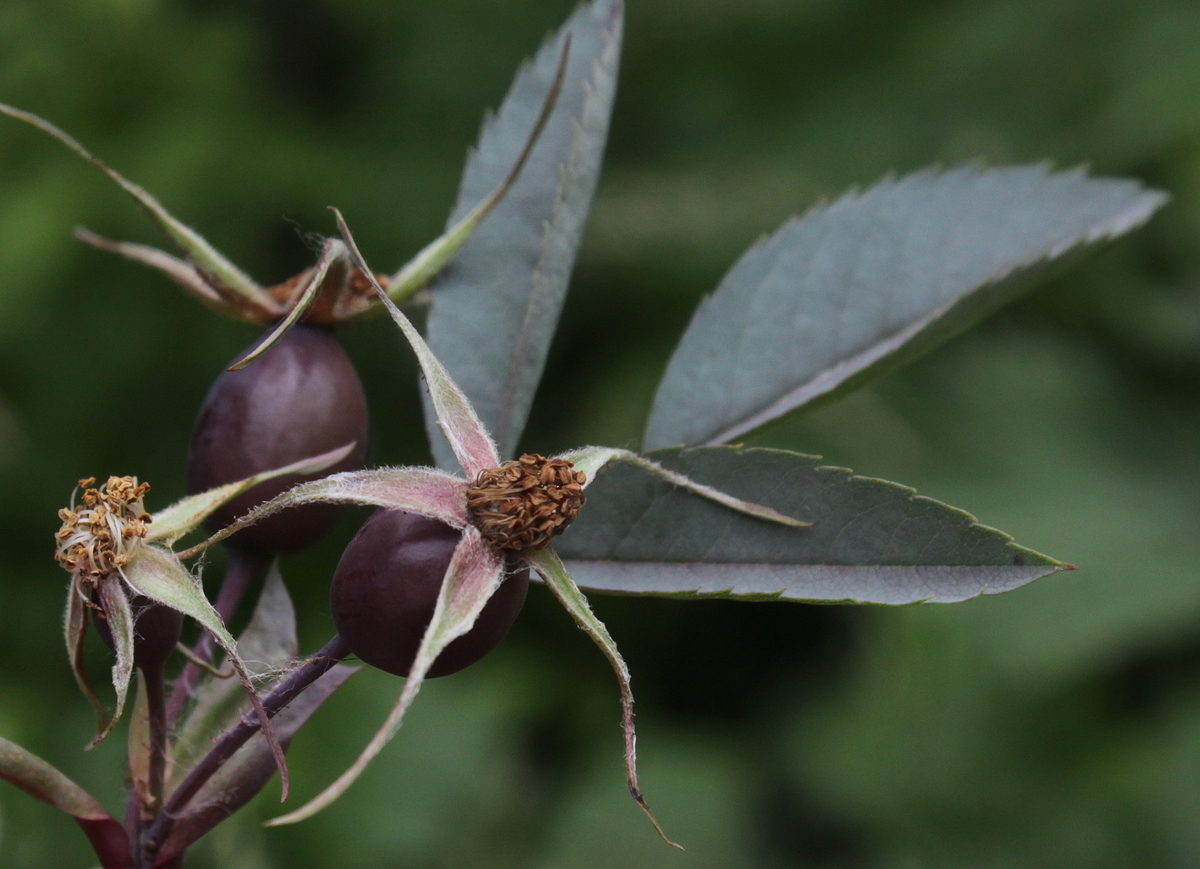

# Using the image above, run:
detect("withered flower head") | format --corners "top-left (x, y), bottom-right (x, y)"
top-left (55, 476), bottom-right (152, 585)
top-left (465, 454), bottom-right (586, 551)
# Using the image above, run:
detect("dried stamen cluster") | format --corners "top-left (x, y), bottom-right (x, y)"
top-left (466, 454), bottom-right (586, 551)
top-left (55, 476), bottom-right (152, 584)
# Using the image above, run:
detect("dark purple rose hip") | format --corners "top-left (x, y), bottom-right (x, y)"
top-left (91, 594), bottom-right (184, 671)
top-left (330, 509), bottom-right (528, 678)
top-left (187, 324), bottom-right (369, 554)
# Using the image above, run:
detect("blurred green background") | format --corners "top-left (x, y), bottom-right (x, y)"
top-left (1, 0), bottom-right (1198, 865)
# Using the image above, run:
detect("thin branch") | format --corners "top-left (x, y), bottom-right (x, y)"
top-left (140, 634), bottom-right (351, 861)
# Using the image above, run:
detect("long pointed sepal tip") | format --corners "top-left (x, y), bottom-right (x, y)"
top-left (631, 787), bottom-right (684, 850)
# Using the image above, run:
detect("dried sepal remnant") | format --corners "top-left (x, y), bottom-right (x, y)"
top-left (466, 454), bottom-right (586, 551)
top-left (264, 262), bottom-right (389, 326)
top-left (56, 477), bottom-right (152, 584)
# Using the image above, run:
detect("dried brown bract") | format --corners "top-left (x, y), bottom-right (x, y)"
top-left (466, 454), bottom-right (586, 551)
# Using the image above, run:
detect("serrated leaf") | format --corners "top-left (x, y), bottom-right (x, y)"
top-left (171, 562), bottom-right (298, 787)
top-left (0, 736), bottom-right (132, 868)
top-left (554, 446), bottom-right (1072, 604)
top-left (424, 0), bottom-right (623, 466)
top-left (153, 664), bottom-right (357, 867)
top-left (644, 165), bottom-right (1167, 450)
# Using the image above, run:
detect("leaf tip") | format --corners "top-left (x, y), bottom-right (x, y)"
top-left (630, 786), bottom-right (684, 850)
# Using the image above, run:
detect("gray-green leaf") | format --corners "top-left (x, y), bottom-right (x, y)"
top-left (554, 447), bottom-right (1071, 604)
top-left (424, 0), bottom-right (622, 466)
top-left (644, 165), bottom-right (1167, 450)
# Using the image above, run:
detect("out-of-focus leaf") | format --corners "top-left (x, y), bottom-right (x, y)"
top-left (424, 0), bottom-right (623, 466)
top-left (171, 562), bottom-right (297, 786)
top-left (644, 165), bottom-right (1168, 450)
top-left (148, 443), bottom-right (356, 545)
top-left (0, 735), bottom-right (132, 869)
top-left (153, 664), bottom-right (358, 866)
top-left (554, 446), bottom-right (1071, 604)
top-left (128, 670), bottom-right (153, 815)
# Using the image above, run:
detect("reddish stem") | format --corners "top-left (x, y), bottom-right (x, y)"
top-left (141, 634), bottom-right (350, 864)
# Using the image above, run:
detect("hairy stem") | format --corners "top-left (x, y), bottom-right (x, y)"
top-left (141, 634), bottom-right (351, 860)
top-left (165, 547), bottom-right (267, 725)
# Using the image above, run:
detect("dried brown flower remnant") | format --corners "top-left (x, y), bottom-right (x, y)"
top-left (55, 476), bottom-right (152, 584)
top-left (264, 265), bottom-right (390, 325)
top-left (466, 454), bottom-right (586, 551)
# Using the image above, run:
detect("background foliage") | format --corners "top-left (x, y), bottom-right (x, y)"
top-left (0, 0), bottom-right (1197, 865)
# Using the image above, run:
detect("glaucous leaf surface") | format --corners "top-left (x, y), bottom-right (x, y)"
top-left (0, 736), bottom-right (131, 868)
top-left (554, 447), bottom-right (1070, 604)
top-left (424, 0), bottom-right (622, 466)
top-left (644, 165), bottom-right (1167, 450)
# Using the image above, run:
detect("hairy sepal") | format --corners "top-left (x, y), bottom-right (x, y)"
top-left (149, 442), bottom-right (357, 545)
top-left (557, 445), bottom-right (808, 528)
top-left (183, 466), bottom-right (470, 559)
top-left (171, 563), bottom-right (298, 789)
top-left (334, 209), bottom-right (501, 478)
top-left (122, 547), bottom-right (291, 801)
top-left (74, 227), bottom-right (229, 312)
top-left (524, 547), bottom-right (680, 849)
top-left (265, 528), bottom-right (504, 826)
top-left (229, 239), bottom-right (347, 370)
top-left (64, 579), bottom-right (108, 734)
top-left (0, 103), bottom-right (277, 317)
top-left (92, 580), bottom-right (135, 747)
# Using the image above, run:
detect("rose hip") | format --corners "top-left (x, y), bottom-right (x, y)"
top-left (187, 324), bottom-right (368, 554)
top-left (91, 595), bottom-right (183, 672)
top-left (330, 509), bottom-right (528, 678)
